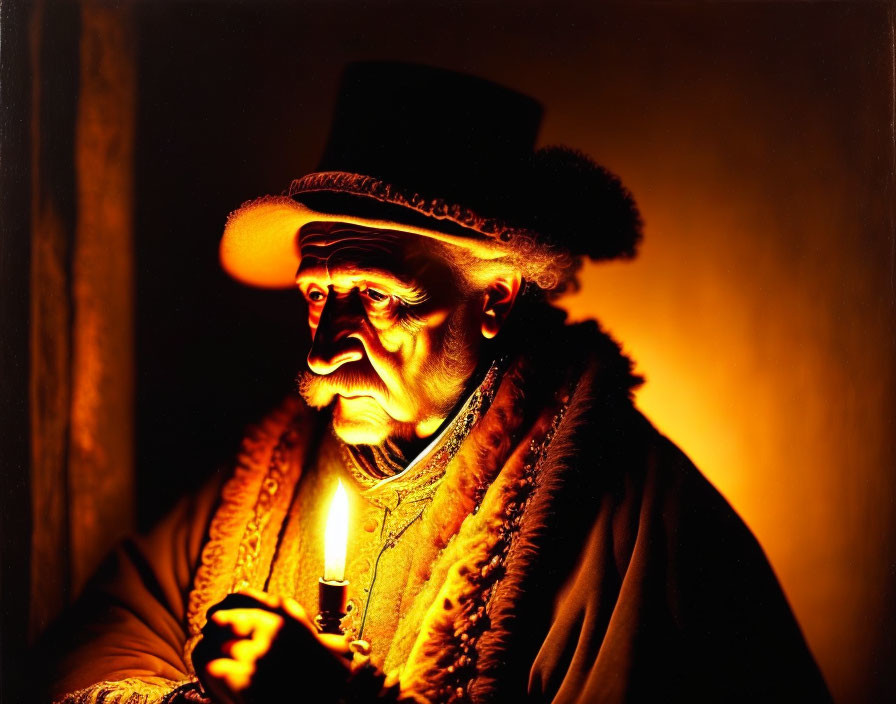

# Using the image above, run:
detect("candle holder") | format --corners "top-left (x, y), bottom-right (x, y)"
top-left (315, 577), bottom-right (348, 634)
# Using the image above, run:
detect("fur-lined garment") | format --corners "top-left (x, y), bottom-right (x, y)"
top-left (43, 319), bottom-right (831, 704)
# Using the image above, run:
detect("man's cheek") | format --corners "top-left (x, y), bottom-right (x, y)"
top-left (376, 324), bottom-right (412, 355)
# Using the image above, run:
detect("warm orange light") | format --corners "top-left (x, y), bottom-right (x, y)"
top-left (324, 481), bottom-right (349, 582)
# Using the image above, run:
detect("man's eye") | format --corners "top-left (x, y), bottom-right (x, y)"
top-left (306, 290), bottom-right (326, 303)
top-left (363, 288), bottom-right (390, 304)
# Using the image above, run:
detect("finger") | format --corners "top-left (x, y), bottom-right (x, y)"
top-left (237, 587), bottom-right (282, 610)
top-left (206, 658), bottom-right (255, 694)
top-left (281, 596), bottom-right (314, 629)
top-left (318, 632), bottom-right (351, 656)
top-left (245, 609), bottom-right (284, 649)
top-left (228, 635), bottom-right (271, 664)
top-left (279, 597), bottom-right (348, 655)
top-left (205, 658), bottom-right (255, 699)
top-left (207, 592), bottom-right (273, 620)
top-left (212, 607), bottom-right (283, 632)
top-left (214, 609), bottom-right (285, 662)
top-left (211, 609), bottom-right (258, 638)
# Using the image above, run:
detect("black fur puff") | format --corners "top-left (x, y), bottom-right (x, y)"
top-left (525, 146), bottom-right (643, 261)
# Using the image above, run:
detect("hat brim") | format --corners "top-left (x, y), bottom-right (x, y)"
top-left (220, 185), bottom-right (513, 289)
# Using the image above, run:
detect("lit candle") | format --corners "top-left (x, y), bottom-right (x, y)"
top-left (316, 480), bottom-right (349, 634)
top-left (324, 480), bottom-right (349, 582)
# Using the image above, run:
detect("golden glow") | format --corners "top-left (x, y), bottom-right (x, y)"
top-left (324, 480), bottom-right (349, 582)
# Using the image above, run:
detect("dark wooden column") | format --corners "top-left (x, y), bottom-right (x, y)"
top-left (25, 0), bottom-right (137, 644)
top-left (27, 0), bottom-right (79, 643)
top-left (68, 0), bottom-right (137, 596)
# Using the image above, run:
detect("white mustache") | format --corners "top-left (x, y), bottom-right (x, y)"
top-left (297, 365), bottom-right (389, 408)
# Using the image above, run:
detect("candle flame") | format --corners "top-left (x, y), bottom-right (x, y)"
top-left (324, 480), bottom-right (349, 582)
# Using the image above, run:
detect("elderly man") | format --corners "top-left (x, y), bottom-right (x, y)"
top-left (45, 63), bottom-right (831, 704)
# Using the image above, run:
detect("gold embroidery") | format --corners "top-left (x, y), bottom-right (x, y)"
top-left (53, 677), bottom-right (199, 704)
top-left (183, 395), bottom-right (310, 668)
top-left (231, 427), bottom-right (300, 592)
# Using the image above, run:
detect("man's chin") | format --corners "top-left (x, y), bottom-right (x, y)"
top-left (331, 396), bottom-right (393, 446)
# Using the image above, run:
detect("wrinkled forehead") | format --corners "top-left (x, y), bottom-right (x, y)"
top-left (297, 221), bottom-right (426, 276)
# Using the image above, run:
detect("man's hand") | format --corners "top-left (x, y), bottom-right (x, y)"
top-left (192, 588), bottom-right (350, 704)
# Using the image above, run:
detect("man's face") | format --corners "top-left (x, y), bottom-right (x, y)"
top-left (295, 223), bottom-right (484, 446)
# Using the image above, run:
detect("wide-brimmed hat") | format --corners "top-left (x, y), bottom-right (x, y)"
top-left (220, 61), bottom-right (642, 291)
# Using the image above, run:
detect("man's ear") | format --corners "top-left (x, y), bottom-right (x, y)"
top-left (480, 273), bottom-right (522, 339)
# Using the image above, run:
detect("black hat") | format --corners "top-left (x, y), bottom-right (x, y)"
top-left (220, 61), bottom-right (641, 290)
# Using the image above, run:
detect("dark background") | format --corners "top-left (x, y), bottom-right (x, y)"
top-left (2, 2), bottom-right (894, 703)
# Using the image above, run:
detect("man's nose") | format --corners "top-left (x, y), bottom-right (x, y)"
top-left (306, 291), bottom-right (365, 375)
